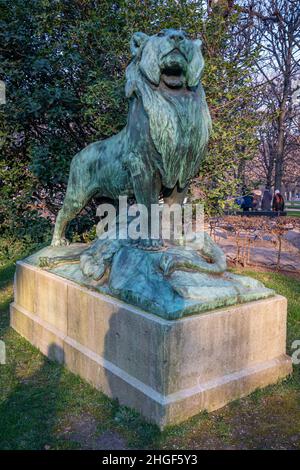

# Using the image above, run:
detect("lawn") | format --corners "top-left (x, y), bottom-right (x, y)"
top-left (0, 255), bottom-right (300, 450)
top-left (286, 211), bottom-right (300, 217)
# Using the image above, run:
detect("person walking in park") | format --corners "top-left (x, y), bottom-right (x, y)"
top-left (261, 187), bottom-right (273, 211)
top-left (272, 189), bottom-right (285, 212)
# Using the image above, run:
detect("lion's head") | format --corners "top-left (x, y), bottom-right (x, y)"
top-left (126, 29), bottom-right (204, 95)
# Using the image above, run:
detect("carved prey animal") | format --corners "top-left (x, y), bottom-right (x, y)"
top-left (51, 29), bottom-right (212, 248)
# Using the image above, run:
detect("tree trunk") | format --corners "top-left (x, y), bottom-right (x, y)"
top-left (262, 138), bottom-right (275, 188)
top-left (274, 117), bottom-right (285, 191)
top-left (274, 39), bottom-right (292, 192)
top-left (266, 155), bottom-right (273, 189)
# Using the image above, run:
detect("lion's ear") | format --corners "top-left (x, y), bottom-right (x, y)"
top-left (125, 62), bottom-right (137, 98)
top-left (187, 40), bottom-right (204, 88)
top-left (130, 32), bottom-right (149, 56)
top-left (194, 38), bottom-right (203, 49)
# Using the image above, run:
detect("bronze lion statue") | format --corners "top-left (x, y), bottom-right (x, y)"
top-left (52, 29), bottom-right (211, 248)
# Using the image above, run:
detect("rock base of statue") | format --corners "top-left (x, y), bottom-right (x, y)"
top-left (11, 255), bottom-right (292, 428)
top-left (32, 234), bottom-right (276, 320)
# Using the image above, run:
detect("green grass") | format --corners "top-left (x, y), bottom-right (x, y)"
top-left (286, 210), bottom-right (300, 217)
top-left (0, 256), bottom-right (300, 449)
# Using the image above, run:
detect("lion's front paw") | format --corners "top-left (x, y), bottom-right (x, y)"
top-left (51, 237), bottom-right (70, 247)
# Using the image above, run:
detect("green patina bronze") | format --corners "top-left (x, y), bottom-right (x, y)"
top-left (43, 29), bottom-right (274, 319)
top-left (52, 29), bottom-right (211, 249)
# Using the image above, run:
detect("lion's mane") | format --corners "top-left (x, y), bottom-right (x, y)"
top-left (125, 46), bottom-right (212, 189)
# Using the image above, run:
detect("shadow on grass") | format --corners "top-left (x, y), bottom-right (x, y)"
top-left (0, 262), bottom-right (16, 288)
top-left (0, 343), bottom-right (66, 450)
top-left (0, 260), bottom-right (15, 339)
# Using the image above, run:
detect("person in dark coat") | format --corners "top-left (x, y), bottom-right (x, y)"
top-left (272, 189), bottom-right (285, 212)
top-left (241, 193), bottom-right (253, 212)
top-left (261, 187), bottom-right (273, 211)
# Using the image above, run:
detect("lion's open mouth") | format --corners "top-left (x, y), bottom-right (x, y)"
top-left (161, 65), bottom-right (184, 88)
top-left (160, 50), bottom-right (187, 88)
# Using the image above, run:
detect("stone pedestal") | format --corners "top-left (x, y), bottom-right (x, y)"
top-left (10, 260), bottom-right (292, 428)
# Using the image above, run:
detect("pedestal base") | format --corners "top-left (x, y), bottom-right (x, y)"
top-left (10, 261), bottom-right (292, 428)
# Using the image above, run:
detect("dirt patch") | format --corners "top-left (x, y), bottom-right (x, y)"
top-left (227, 394), bottom-right (300, 450)
top-left (164, 391), bottom-right (300, 450)
top-left (59, 414), bottom-right (127, 450)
